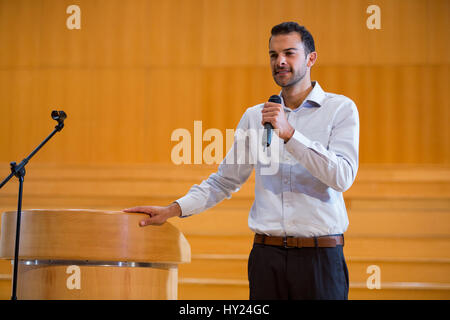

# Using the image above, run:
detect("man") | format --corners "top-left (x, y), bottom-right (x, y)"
top-left (124, 22), bottom-right (359, 300)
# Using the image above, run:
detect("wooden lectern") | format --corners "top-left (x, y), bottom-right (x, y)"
top-left (0, 209), bottom-right (190, 299)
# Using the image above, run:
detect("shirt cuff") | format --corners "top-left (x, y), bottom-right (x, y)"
top-left (174, 195), bottom-right (197, 218)
top-left (284, 129), bottom-right (313, 158)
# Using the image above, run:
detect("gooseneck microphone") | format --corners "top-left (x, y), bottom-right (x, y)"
top-left (51, 110), bottom-right (67, 131)
top-left (263, 95), bottom-right (282, 148)
top-left (0, 109), bottom-right (67, 300)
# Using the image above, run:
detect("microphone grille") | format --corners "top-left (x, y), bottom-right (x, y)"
top-left (268, 95), bottom-right (281, 104)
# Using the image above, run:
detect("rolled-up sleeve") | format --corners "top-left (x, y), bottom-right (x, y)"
top-left (284, 100), bottom-right (359, 192)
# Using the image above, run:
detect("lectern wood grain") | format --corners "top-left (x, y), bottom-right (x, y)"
top-left (0, 209), bottom-right (190, 263)
top-left (0, 209), bottom-right (190, 299)
top-left (17, 264), bottom-right (178, 300)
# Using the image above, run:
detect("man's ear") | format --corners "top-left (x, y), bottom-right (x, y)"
top-left (307, 51), bottom-right (318, 68)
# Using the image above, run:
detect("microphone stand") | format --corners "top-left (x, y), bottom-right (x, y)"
top-left (0, 111), bottom-right (66, 300)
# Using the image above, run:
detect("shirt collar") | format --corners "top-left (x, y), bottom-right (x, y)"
top-left (279, 81), bottom-right (326, 111)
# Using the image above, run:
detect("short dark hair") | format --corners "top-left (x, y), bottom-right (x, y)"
top-left (270, 22), bottom-right (315, 55)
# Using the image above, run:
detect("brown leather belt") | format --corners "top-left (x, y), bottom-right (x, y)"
top-left (254, 234), bottom-right (344, 248)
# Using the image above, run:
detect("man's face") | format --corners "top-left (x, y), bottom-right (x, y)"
top-left (269, 32), bottom-right (309, 88)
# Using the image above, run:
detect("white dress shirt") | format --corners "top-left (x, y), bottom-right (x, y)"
top-left (176, 81), bottom-right (360, 237)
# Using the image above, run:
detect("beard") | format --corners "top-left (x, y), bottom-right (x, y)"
top-left (273, 62), bottom-right (307, 88)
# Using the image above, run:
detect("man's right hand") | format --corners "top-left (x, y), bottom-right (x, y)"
top-left (123, 202), bottom-right (182, 227)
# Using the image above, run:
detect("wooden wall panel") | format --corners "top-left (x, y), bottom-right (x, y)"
top-left (0, 0), bottom-right (448, 165)
top-left (313, 65), bottom-right (450, 164)
top-left (0, 0), bottom-right (204, 68)
top-left (202, 0), bottom-right (449, 66)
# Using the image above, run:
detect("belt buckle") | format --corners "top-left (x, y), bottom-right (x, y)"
top-left (283, 237), bottom-right (294, 248)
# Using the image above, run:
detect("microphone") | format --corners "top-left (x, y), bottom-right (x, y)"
top-left (51, 110), bottom-right (67, 123)
top-left (263, 95), bottom-right (282, 148)
top-left (51, 110), bottom-right (67, 131)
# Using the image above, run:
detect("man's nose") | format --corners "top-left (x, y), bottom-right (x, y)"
top-left (276, 55), bottom-right (287, 67)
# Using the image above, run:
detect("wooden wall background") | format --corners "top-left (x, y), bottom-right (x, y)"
top-left (0, 0), bottom-right (449, 300)
top-left (0, 0), bottom-right (448, 165)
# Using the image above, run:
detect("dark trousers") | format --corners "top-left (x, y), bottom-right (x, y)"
top-left (248, 242), bottom-right (349, 300)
